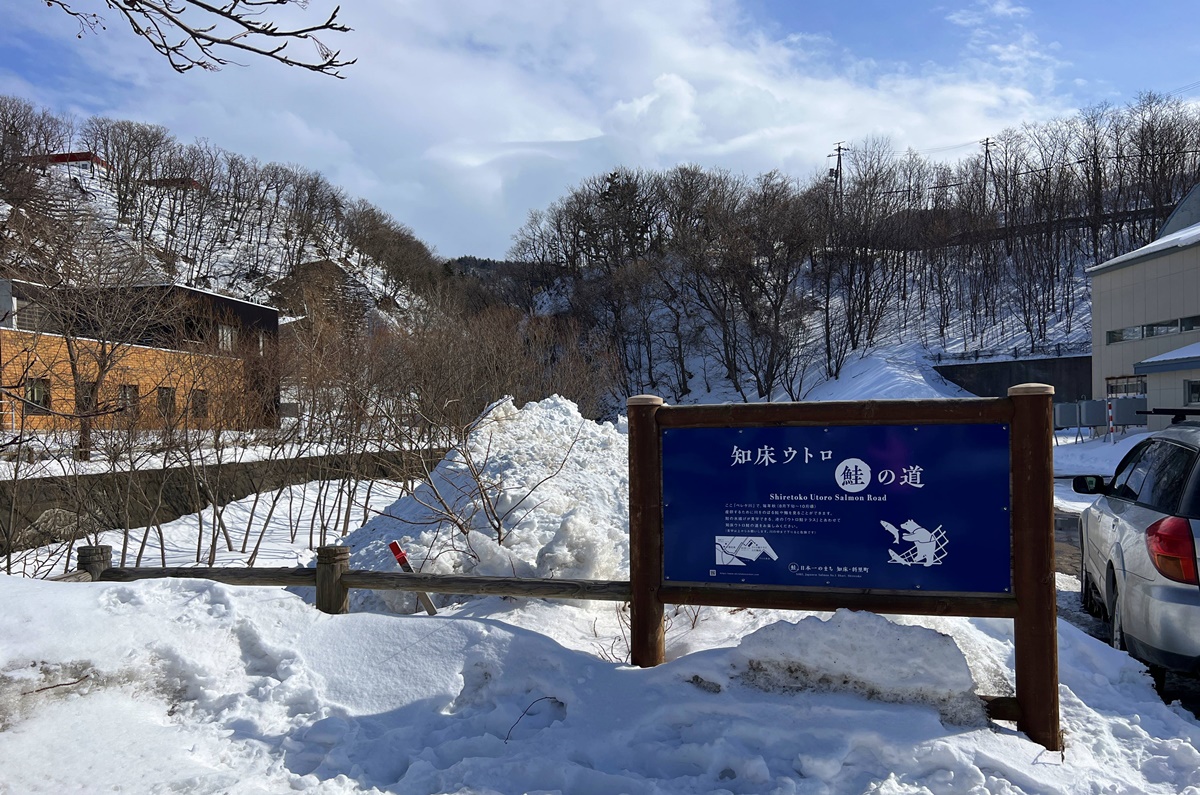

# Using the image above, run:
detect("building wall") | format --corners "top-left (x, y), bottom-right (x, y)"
top-left (0, 328), bottom-right (247, 434)
top-left (1091, 246), bottom-right (1200, 402)
top-left (1146, 368), bottom-right (1200, 430)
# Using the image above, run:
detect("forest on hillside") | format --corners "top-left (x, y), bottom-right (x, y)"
top-left (505, 92), bottom-right (1200, 403)
top-left (0, 95), bottom-right (439, 297)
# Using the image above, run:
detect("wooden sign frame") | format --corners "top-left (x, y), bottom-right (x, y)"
top-left (627, 384), bottom-right (1061, 751)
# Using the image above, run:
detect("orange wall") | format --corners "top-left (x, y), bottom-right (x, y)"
top-left (0, 328), bottom-right (248, 433)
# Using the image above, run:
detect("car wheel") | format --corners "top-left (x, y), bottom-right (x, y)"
top-left (1149, 664), bottom-right (1167, 694)
top-left (1080, 562), bottom-right (1100, 617)
top-left (1079, 529), bottom-right (1100, 617)
top-left (1109, 584), bottom-right (1126, 651)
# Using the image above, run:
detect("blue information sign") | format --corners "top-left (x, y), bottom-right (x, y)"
top-left (662, 424), bottom-right (1012, 593)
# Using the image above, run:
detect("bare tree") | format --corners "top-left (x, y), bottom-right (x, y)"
top-left (0, 96), bottom-right (73, 214)
top-left (43, 1), bottom-right (354, 76)
top-left (8, 191), bottom-right (185, 460)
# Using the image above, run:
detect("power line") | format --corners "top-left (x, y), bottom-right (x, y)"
top-left (1167, 79), bottom-right (1200, 98)
top-left (902, 140), bottom-right (981, 156)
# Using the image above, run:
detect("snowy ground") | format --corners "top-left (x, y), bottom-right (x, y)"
top-left (0, 431), bottom-right (410, 482)
top-left (3, 354), bottom-right (1197, 794)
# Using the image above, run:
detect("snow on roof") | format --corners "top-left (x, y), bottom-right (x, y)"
top-left (1088, 218), bottom-right (1200, 274)
top-left (1134, 339), bottom-right (1200, 374)
top-left (1139, 340), bottom-right (1200, 364)
top-left (141, 281), bottom-right (278, 311)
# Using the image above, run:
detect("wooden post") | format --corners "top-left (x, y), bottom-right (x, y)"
top-left (1008, 383), bottom-right (1062, 751)
top-left (628, 395), bottom-right (665, 667)
top-left (76, 545), bottom-right (112, 581)
top-left (315, 545), bottom-right (350, 614)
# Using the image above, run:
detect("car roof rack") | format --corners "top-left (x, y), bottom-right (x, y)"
top-left (1137, 408), bottom-right (1200, 424)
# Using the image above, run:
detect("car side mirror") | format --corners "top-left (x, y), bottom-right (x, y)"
top-left (1072, 475), bottom-right (1106, 495)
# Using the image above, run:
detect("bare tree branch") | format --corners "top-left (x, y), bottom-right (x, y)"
top-left (42, 0), bottom-right (355, 77)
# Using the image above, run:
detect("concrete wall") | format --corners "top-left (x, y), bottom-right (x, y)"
top-left (933, 356), bottom-right (1092, 403)
top-left (0, 448), bottom-right (445, 555)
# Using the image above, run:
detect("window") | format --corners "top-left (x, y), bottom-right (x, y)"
top-left (1143, 319), bottom-right (1180, 338)
top-left (156, 387), bottom-right (176, 418)
top-left (1107, 375), bottom-right (1146, 398)
top-left (1107, 315), bottom-right (1200, 342)
top-left (1134, 441), bottom-right (1196, 515)
top-left (117, 384), bottom-right (139, 417)
top-left (218, 324), bottom-right (236, 352)
top-left (1106, 326), bottom-right (1143, 344)
top-left (1188, 380), bottom-right (1200, 406)
top-left (1123, 447), bottom-right (1156, 502)
top-left (14, 299), bottom-right (50, 332)
top-left (189, 389), bottom-right (208, 420)
top-left (1108, 443), bottom-right (1149, 501)
top-left (24, 378), bottom-right (50, 414)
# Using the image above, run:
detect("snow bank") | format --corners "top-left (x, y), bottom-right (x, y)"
top-left (803, 346), bottom-right (972, 402)
top-left (5, 573), bottom-right (1200, 793)
top-left (728, 610), bottom-right (985, 725)
top-left (338, 396), bottom-right (629, 612)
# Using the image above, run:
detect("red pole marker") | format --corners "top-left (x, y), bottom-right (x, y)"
top-left (388, 541), bottom-right (409, 567)
top-left (389, 541), bottom-right (437, 616)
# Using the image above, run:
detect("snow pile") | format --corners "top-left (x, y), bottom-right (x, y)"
top-left (804, 346), bottom-right (973, 402)
top-left (339, 396), bottom-right (629, 612)
top-left (727, 610), bottom-right (985, 725)
top-left (4, 572), bottom-right (1200, 793)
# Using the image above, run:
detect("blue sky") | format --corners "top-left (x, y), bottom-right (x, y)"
top-left (1, 1), bottom-right (1197, 260)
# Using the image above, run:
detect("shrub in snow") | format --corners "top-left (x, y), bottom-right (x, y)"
top-left (730, 610), bottom-right (985, 726)
top-left (339, 395), bottom-right (629, 612)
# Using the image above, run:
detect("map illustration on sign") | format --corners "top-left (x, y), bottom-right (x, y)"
top-left (715, 536), bottom-right (779, 566)
top-left (882, 519), bottom-right (947, 567)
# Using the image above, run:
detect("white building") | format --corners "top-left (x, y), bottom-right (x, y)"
top-left (1089, 192), bottom-right (1200, 429)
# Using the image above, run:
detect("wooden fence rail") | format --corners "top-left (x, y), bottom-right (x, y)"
top-left (59, 545), bottom-right (631, 612)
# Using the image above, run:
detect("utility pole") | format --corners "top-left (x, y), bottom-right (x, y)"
top-left (981, 137), bottom-right (994, 215)
top-left (828, 141), bottom-right (849, 220)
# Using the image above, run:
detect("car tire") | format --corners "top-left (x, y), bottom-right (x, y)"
top-left (1149, 664), bottom-right (1167, 694)
top-left (1109, 584), bottom-right (1126, 651)
top-left (1080, 561), bottom-right (1100, 617)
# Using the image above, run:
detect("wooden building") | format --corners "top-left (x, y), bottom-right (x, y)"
top-left (0, 280), bottom-right (279, 435)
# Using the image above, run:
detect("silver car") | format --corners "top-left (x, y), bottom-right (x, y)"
top-left (1073, 423), bottom-right (1200, 683)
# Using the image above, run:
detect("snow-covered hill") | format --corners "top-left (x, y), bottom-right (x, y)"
top-left (0, 159), bottom-right (418, 316)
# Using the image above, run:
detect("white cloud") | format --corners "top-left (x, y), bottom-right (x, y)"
top-left (2, 0), bottom-right (1078, 259)
top-left (947, 0), bottom-right (1031, 28)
